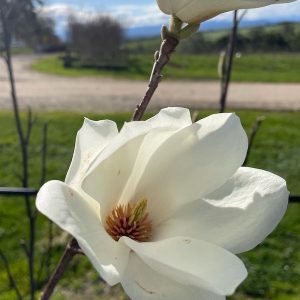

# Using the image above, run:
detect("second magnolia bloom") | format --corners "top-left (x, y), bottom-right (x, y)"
top-left (156, 0), bottom-right (296, 24)
top-left (36, 108), bottom-right (289, 300)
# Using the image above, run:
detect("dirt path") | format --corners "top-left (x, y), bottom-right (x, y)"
top-left (1, 55), bottom-right (300, 113)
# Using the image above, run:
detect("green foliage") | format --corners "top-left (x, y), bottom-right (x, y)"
top-left (0, 110), bottom-right (299, 299)
top-left (126, 22), bottom-right (300, 54)
top-left (32, 53), bottom-right (300, 83)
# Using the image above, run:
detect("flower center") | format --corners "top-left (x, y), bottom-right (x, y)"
top-left (105, 198), bottom-right (152, 242)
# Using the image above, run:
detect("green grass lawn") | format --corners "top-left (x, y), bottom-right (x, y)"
top-left (0, 110), bottom-right (299, 299)
top-left (32, 53), bottom-right (300, 83)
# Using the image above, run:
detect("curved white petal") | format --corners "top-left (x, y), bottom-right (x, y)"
top-left (157, 0), bottom-right (295, 23)
top-left (65, 118), bottom-right (118, 186)
top-left (148, 107), bottom-right (192, 128)
top-left (155, 167), bottom-right (289, 254)
top-left (121, 236), bottom-right (247, 296)
top-left (128, 113), bottom-right (247, 223)
top-left (81, 108), bottom-right (191, 219)
top-left (121, 252), bottom-right (225, 300)
top-left (36, 180), bottom-right (129, 285)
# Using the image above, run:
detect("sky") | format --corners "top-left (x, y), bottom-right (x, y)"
top-left (41, 0), bottom-right (300, 36)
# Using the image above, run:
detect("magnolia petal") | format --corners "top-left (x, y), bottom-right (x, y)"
top-left (179, 0), bottom-right (295, 24)
top-left (155, 167), bottom-right (289, 254)
top-left (148, 107), bottom-right (192, 128)
top-left (121, 236), bottom-right (247, 296)
top-left (121, 252), bottom-right (225, 300)
top-left (65, 118), bottom-right (118, 186)
top-left (157, 0), bottom-right (295, 23)
top-left (129, 113), bottom-right (247, 223)
top-left (81, 107), bottom-right (191, 219)
top-left (36, 180), bottom-right (130, 285)
top-left (157, 0), bottom-right (201, 16)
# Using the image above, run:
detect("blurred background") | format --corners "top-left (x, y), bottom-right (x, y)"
top-left (0, 0), bottom-right (300, 299)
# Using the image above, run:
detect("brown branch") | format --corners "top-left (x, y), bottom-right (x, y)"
top-left (25, 107), bottom-right (35, 145)
top-left (244, 116), bottom-right (265, 166)
top-left (39, 238), bottom-right (83, 300)
top-left (0, 249), bottom-right (23, 300)
top-left (37, 123), bottom-right (51, 283)
top-left (219, 10), bottom-right (238, 113)
top-left (132, 35), bottom-right (179, 121)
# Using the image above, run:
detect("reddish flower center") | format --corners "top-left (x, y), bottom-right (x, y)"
top-left (105, 199), bottom-right (152, 242)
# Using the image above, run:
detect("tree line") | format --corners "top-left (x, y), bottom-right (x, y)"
top-left (178, 23), bottom-right (300, 54)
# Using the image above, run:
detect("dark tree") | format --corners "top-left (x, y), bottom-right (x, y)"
top-left (0, 0), bottom-right (43, 48)
top-left (68, 16), bottom-right (125, 67)
top-left (0, 1), bottom-right (44, 300)
top-left (34, 16), bottom-right (62, 52)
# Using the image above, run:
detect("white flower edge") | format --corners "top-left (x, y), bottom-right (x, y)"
top-left (121, 253), bottom-right (226, 300)
top-left (156, 0), bottom-right (296, 24)
top-left (81, 112), bottom-right (248, 224)
top-left (121, 236), bottom-right (247, 295)
top-left (36, 180), bottom-right (248, 296)
top-left (67, 107), bottom-right (192, 189)
top-left (36, 107), bottom-right (289, 299)
top-left (155, 166), bottom-right (289, 254)
top-left (36, 180), bottom-right (130, 285)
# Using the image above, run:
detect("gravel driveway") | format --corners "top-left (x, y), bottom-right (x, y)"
top-left (1, 55), bottom-right (300, 113)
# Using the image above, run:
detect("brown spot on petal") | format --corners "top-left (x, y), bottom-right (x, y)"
top-left (135, 281), bottom-right (156, 295)
top-left (184, 239), bottom-right (192, 244)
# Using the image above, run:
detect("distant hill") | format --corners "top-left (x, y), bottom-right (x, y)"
top-left (125, 19), bottom-right (300, 39)
top-left (126, 22), bottom-right (300, 54)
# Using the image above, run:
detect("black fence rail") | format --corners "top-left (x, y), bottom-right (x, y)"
top-left (289, 195), bottom-right (300, 203)
top-left (0, 187), bottom-right (299, 203)
top-left (0, 187), bottom-right (38, 196)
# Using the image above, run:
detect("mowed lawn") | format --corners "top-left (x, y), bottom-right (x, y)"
top-left (0, 110), bottom-right (299, 300)
top-left (32, 53), bottom-right (300, 83)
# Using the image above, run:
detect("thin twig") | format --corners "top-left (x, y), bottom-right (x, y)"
top-left (13, 170), bottom-right (23, 184)
top-left (39, 239), bottom-right (83, 300)
top-left (25, 195), bottom-right (36, 300)
top-left (37, 220), bottom-right (54, 284)
top-left (0, 249), bottom-right (23, 300)
top-left (237, 9), bottom-right (248, 25)
top-left (35, 122), bottom-right (51, 284)
top-left (20, 239), bottom-right (30, 259)
top-left (40, 123), bottom-right (48, 186)
top-left (191, 111), bottom-right (200, 123)
top-left (1, 7), bottom-right (36, 299)
top-left (40, 123), bottom-right (53, 280)
top-left (244, 116), bottom-right (265, 166)
top-left (25, 107), bottom-right (35, 145)
top-left (132, 35), bottom-right (179, 121)
top-left (219, 10), bottom-right (238, 113)
top-left (37, 249), bottom-right (47, 284)
top-left (46, 221), bottom-right (53, 280)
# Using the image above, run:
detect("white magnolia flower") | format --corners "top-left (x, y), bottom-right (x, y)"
top-left (36, 108), bottom-right (288, 300)
top-left (156, 0), bottom-right (296, 24)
